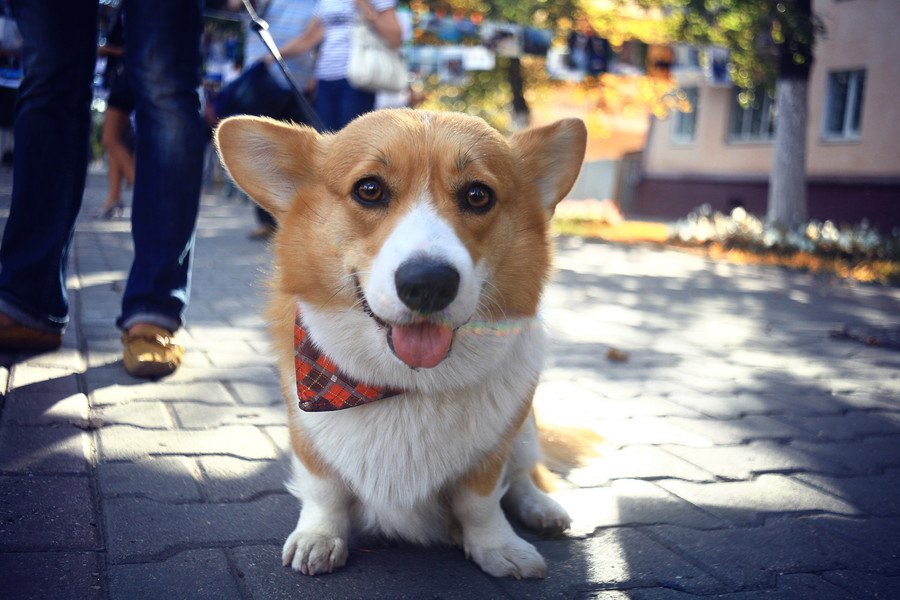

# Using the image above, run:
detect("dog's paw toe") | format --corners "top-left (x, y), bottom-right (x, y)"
top-left (467, 536), bottom-right (546, 579)
top-left (282, 531), bottom-right (348, 576)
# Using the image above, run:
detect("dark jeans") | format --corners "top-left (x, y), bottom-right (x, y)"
top-left (315, 78), bottom-right (375, 132)
top-left (0, 0), bottom-right (205, 334)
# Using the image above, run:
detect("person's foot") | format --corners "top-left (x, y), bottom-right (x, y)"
top-left (122, 323), bottom-right (184, 378)
top-left (97, 201), bottom-right (125, 219)
top-left (0, 312), bottom-right (63, 353)
top-left (247, 223), bottom-right (276, 240)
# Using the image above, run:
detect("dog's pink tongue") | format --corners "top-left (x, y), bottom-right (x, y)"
top-left (391, 323), bottom-right (453, 369)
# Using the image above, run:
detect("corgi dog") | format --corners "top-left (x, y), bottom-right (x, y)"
top-left (215, 109), bottom-right (586, 579)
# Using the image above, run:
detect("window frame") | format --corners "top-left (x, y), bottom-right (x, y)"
top-left (822, 68), bottom-right (866, 141)
top-left (726, 86), bottom-right (776, 144)
top-left (671, 86), bottom-right (699, 145)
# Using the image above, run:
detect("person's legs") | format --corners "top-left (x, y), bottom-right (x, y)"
top-left (119, 0), bottom-right (205, 334)
top-left (0, 0), bottom-right (98, 340)
top-left (314, 79), bottom-right (343, 132)
top-left (100, 107), bottom-right (133, 216)
top-left (337, 80), bottom-right (375, 129)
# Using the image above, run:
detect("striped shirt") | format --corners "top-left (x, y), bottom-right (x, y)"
top-left (244, 0), bottom-right (316, 89)
top-left (313, 0), bottom-right (396, 81)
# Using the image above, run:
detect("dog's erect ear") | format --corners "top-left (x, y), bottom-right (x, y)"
top-left (511, 119), bottom-right (587, 215)
top-left (214, 116), bottom-right (320, 218)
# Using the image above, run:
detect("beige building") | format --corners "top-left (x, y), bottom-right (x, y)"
top-left (634, 0), bottom-right (900, 230)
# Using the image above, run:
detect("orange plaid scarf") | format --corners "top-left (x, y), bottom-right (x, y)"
top-left (294, 309), bottom-right (402, 411)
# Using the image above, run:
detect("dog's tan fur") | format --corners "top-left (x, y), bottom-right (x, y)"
top-left (216, 109), bottom-right (586, 579)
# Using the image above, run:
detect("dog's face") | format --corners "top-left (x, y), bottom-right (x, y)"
top-left (216, 109), bottom-right (585, 377)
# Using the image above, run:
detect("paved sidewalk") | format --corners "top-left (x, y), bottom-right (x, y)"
top-left (1, 170), bottom-right (899, 600)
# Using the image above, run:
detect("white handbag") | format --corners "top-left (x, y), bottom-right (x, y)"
top-left (346, 20), bottom-right (408, 93)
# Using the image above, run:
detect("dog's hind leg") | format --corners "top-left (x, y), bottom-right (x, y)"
top-left (282, 454), bottom-right (353, 576)
top-left (502, 412), bottom-right (571, 535)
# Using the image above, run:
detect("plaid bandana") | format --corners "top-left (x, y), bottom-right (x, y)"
top-left (294, 310), bottom-right (402, 412)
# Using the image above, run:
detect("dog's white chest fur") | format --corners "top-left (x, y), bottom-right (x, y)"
top-left (290, 321), bottom-right (545, 542)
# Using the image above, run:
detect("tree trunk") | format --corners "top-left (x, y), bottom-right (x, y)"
top-left (766, 0), bottom-right (814, 229)
top-left (766, 76), bottom-right (809, 229)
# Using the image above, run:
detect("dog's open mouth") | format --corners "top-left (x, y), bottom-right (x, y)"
top-left (354, 275), bottom-right (453, 369)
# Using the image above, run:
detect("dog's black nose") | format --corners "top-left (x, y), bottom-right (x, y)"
top-left (395, 258), bottom-right (460, 313)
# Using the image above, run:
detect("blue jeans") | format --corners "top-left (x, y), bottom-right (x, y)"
top-left (315, 78), bottom-right (375, 132)
top-left (0, 0), bottom-right (205, 334)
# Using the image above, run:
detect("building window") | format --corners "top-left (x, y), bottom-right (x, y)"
top-left (824, 69), bottom-right (865, 139)
top-left (728, 87), bottom-right (775, 142)
top-left (672, 87), bottom-right (699, 143)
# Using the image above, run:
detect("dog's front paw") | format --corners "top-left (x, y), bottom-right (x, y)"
top-left (466, 535), bottom-right (546, 579)
top-left (282, 530), bottom-right (348, 576)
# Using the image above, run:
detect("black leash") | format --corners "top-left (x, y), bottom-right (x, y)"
top-left (240, 0), bottom-right (325, 132)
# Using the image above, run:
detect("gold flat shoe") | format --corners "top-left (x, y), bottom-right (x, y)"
top-left (122, 324), bottom-right (184, 378)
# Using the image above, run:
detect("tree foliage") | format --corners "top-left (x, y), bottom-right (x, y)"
top-left (635, 0), bottom-right (818, 90)
top-left (415, 0), bottom-right (682, 133)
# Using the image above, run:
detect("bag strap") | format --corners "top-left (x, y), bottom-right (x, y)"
top-left (240, 0), bottom-right (325, 132)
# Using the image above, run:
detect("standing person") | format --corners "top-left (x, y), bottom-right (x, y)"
top-left (273, 0), bottom-right (401, 131)
top-left (223, 0), bottom-right (316, 239)
top-left (97, 12), bottom-right (135, 219)
top-left (0, 0), bottom-right (206, 379)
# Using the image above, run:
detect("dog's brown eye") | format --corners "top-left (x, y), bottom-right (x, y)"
top-left (461, 183), bottom-right (495, 213)
top-left (353, 178), bottom-right (385, 205)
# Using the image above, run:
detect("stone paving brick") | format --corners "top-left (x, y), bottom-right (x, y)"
top-left (500, 528), bottom-right (726, 598)
top-left (262, 425), bottom-right (291, 456)
top-left (90, 381), bottom-right (235, 407)
top-left (662, 389), bottom-right (795, 419)
top-left (163, 364), bottom-right (277, 387)
top-left (814, 515), bottom-right (900, 564)
top-left (656, 474), bottom-right (860, 525)
top-left (627, 573), bottom-right (855, 600)
top-left (197, 456), bottom-right (288, 502)
top-left (13, 347), bottom-right (85, 372)
top-left (227, 379), bottom-right (285, 406)
top-left (777, 410), bottom-right (900, 441)
top-left (830, 388), bottom-right (900, 412)
top-left (99, 457), bottom-right (202, 502)
top-left (794, 472), bottom-right (900, 517)
top-left (821, 570), bottom-right (900, 600)
top-left (0, 551), bottom-right (103, 600)
top-left (0, 392), bottom-right (88, 426)
top-left (203, 347), bottom-right (275, 369)
top-left (789, 438), bottom-right (900, 475)
top-left (0, 476), bottom-right (99, 550)
top-left (93, 401), bottom-right (173, 429)
top-left (578, 417), bottom-right (710, 448)
top-left (647, 517), bottom-right (892, 589)
top-left (566, 445), bottom-right (716, 487)
top-left (551, 479), bottom-right (728, 536)
top-left (0, 425), bottom-right (91, 474)
top-left (231, 543), bottom-right (510, 600)
top-left (98, 425), bottom-right (278, 461)
top-left (7, 365), bottom-right (81, 398)
top-left (583, 395), bottom-right (704, 421)
top-left (108, 548), bottom-right (242, 600)
top-left (181, 325), bottom-right (270, 345)
top-left (659, 441), bottom-right (852, 481)
top-left (663, 415), bottom-right (803, 446)
top-left (172, 401), bottom-right (285, 429)
top-left (104, 494), bottom-right (296, 562)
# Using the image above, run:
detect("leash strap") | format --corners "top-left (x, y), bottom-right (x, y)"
top-left (240, 0), bottom-right (326, 132)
